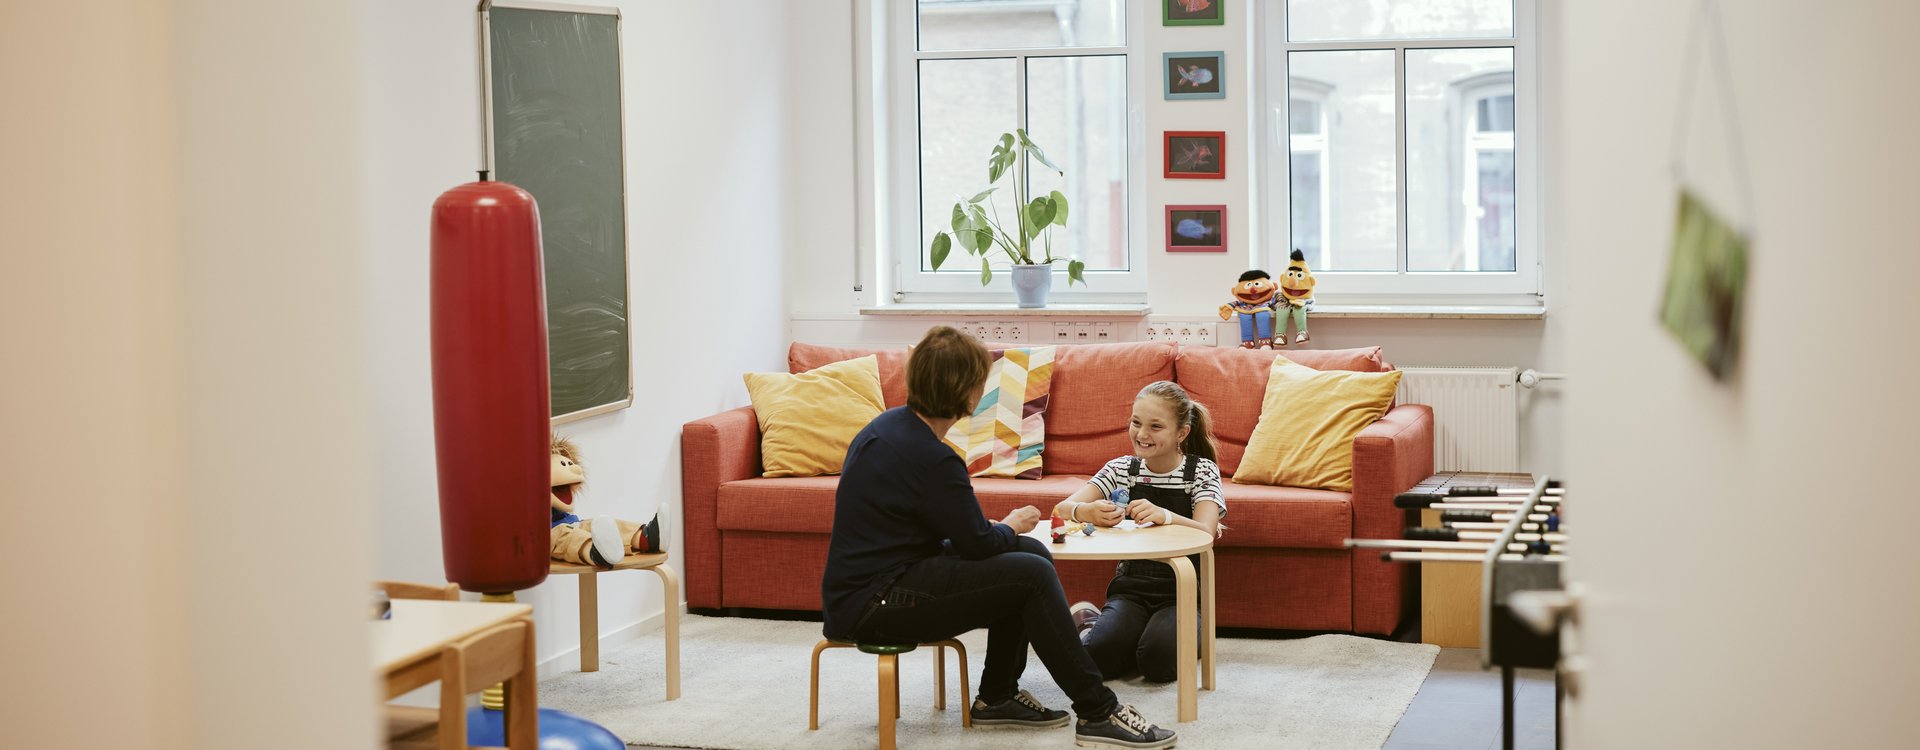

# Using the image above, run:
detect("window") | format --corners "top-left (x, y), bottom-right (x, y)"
top-left (889, 0), bottom-right (1144, 299)
top-left (1262, 0), bottom-right (1537, 300)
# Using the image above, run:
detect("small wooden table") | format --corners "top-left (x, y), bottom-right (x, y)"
top-left (1409, 471), bottom-right (1535, 648)
top-left (1025, 523), bottom-right (1216, 722)
top-left (372, 599), bottom-right (537, 749)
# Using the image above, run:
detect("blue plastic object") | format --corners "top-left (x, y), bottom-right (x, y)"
top-left (1110, 486), bottom-right (1130, 505)
top-left (466, 706), bottom-right (624, 750)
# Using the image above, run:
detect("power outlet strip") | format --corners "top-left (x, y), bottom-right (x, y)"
top-left (1144, 321), bottom-right (1219, 347)
top-left (959, 320), bottom-right (1028, 343)
top-left (1048, 322), bottom-right (1116, 344)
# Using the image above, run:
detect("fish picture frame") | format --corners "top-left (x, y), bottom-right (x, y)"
top-left (1166, 205), bottom-right (1226, 252)
top-left (1164, 131), bottom-right (1225, 179)
top-left (1164, 51), bottom-right (1225, 100)
top-left (1163, 0), bottom-right (1223, 26)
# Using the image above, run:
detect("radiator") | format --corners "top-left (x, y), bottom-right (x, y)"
top-left (1396, 367), bottom-right (1520, 472)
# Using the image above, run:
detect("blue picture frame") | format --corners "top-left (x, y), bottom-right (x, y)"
top-left (1164, 51), bottom-right (1225, 100)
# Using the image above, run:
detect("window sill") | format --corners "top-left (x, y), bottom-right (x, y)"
top-left (1308, 304), bottom-right (1546, 320)
top-left (859, 303), bottom-right (1151, 318)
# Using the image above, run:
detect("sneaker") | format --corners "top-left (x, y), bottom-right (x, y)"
top-left (1075, 703), bottom-right (1176, 748)
top-left (587, 516), bottom-right (625, 566)
top-left (970, 689), bottom-right (1070, 728)
top-left (1071, 601), bottom-right (1101, 642)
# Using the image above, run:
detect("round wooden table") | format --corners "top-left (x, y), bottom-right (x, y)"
top-left (1025, 523), bottom-right (1216, 722)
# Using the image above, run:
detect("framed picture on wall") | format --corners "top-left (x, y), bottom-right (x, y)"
top-left (1164, 51), bottom-right (1225, 99)
top-left (1163, 0), bottom-right (1224, 26)
top-left (1164, 131), bottom-right (1225, 179)
top-left (1166, 205), bottom-right (1226, 252)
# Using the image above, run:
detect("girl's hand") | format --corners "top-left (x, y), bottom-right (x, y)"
top-left (1079, 500), bottom-right (1124, 526)
top-left (1127, 499), bottom-right (1167, 525)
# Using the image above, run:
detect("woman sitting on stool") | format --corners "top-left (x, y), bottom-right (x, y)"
top-left (820, 326), bottom-right (1177, 749)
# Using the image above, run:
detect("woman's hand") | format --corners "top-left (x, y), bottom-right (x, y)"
top-left (1076, 500), bottom-right (1125, 527)
top-left (1126, 499), bottom-right (1171, 525)
top-left (1000, 505), bottom-right (1042, 534)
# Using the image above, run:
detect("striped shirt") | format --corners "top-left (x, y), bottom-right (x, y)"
top-left (1086, 455), bottom-right (1226, 517)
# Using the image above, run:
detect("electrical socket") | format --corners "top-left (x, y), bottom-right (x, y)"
top-left (1145, 320), bottom-right (1219, 346)
top-left (961, 320), bottom-right (1028, 344)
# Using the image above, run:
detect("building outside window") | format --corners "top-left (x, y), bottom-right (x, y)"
top-left (1264, 0), bottom-right (1536, 300)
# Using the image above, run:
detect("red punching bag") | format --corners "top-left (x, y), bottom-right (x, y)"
top-left (429, 175), bottom-right (552, 594)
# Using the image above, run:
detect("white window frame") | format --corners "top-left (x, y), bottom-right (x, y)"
top-left (1256, 1), bottom-right (1541, 304)
top-left (885, 0), bottom-right (1149, 302)
top-left (1286, 80), bottom-right (1332, 269)
top-left (1454, 73), bottom-right (1515, 272)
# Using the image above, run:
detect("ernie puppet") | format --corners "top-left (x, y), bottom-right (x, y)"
top-left (1220, 269), bottom-right (1281, 348)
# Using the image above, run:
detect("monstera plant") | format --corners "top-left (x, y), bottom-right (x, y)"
top-left (928, 129), bottom-right (1086, 290)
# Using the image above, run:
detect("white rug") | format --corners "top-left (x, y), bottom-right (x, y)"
top-left (540, 615), bottom-right (1437, 750)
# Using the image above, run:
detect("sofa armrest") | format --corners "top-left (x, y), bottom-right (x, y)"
top-left (680, 406), bottom-right (761, 608)
top-left (1351, 403), bottom-right (1435, 537)
top-left (1347, 403), bottom-right (1434, 634)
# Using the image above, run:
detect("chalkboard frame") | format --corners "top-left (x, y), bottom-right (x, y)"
top-left (480, 0), bottom-right (634, 425)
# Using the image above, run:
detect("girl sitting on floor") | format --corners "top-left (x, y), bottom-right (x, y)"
top-left (1050, 380), bottom-right (1225, 682)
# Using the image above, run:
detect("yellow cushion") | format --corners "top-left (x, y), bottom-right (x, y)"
top-left (1233, 356), bottom-right (1403, 491)
top-left (743, 355), bottom-right (885, 478)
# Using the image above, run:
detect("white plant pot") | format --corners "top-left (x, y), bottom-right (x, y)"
top-left (1011, 264), bottom-right (1052, 308)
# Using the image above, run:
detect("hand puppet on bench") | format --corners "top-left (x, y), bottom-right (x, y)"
top-left (550, 436), bottom-right (665, 567)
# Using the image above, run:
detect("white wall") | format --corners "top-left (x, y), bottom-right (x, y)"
top-left (6, 2), bottom-right (376, 748)
top-left (786, 1), bottom-right (1569, 476)
top-left (359, 0), bottom-right (793, 667)
top-left (1554, 1), bottom-right (1920, 746)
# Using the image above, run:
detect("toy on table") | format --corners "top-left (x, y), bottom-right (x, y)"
top-left (1219, 269), bottom-right (1282, 349)
top-left (549, 436), bottom-right (666, 567)
top-left (1276, 248), bottom-right (1316, 346)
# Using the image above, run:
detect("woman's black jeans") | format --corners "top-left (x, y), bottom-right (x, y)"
top-left (849, 535), bottom-right (1119, 720)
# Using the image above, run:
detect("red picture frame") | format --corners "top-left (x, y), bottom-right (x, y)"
top-left (1164, 131), bottom-right (1226, 179)
top-left (1166, 205), bottom-right (1227, 252)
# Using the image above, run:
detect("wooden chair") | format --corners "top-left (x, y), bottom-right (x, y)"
top-left (548, 552), bottom-right (681, 700)
top-left (808, 639), bottom-right (970, 750)
top-left (388, 621), bottom-right (538, 750)
top-left (379, 581), bottom-right (536, 750)
top-left (379, 580), bottom-right (462, 743)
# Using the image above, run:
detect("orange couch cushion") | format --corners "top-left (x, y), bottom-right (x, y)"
top-left (1175, 346), bottom-right (1392, 475)
top-left (789, 343), bottom-right (911, 408)
top-left (1044, 341), bottom-right (1178, 475)
top-left (714, 474), bottom-right (1350, 548)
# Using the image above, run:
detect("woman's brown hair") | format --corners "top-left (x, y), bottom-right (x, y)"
top-left (906, 326), bottom-right (992, 420)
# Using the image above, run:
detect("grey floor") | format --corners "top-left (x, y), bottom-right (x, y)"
top-left (624, 645), bottom-right (1557, 750)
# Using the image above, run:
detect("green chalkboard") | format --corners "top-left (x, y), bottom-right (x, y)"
top-left (483, 2), bottom-right (632, 422)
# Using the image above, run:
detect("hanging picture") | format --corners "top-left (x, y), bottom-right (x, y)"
top-left (1164, 131), bottom-right (1225, 179)
top-left (1164, 51), bottom-right (1225, 100)
top-left (1166, 205), bottom-right (1227, 252)
top-left (1658, 189), bottom-right (1748, 380)
top-left (1163, 0), bottom-right (1224, 26)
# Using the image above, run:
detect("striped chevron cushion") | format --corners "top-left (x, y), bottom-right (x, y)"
top-left (943, 346), bottom-right (1056, 479)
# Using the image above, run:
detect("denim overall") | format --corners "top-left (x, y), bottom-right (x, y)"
top-left (1109, 454), bottom-right (1202, 595)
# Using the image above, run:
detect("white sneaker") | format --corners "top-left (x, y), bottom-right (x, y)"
top-left (589, 516), bottom-right (625, 566)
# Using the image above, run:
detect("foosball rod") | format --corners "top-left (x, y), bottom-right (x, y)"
top-left (1432, 485), bottom-right (1563, 497)
top-left (1382, 551), bottom-right (1567, 563)
top-left (1446, 521), bottom-right (1558, 532)
top-left (1410, 528), bottom-right (1568, 544)
top-left (1397, 493), bottom-right (1561, 510)
top-left (1347, 539), bottom-right (1563, 554)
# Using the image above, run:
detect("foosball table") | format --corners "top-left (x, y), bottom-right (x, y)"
top-left (1347, 475), bottom-right (1569, 750)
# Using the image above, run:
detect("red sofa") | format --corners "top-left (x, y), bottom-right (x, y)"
top-left (680, 341), bottom-right (1433, 634)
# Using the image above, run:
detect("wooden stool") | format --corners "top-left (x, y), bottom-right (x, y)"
top-left (548, 552), bottom-right (681, 700)
top-left (808, 639), bottom-right (970, 750)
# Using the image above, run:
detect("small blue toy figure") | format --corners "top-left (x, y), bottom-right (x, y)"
top-left (1218, 269), bottom-right (1282, 349)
